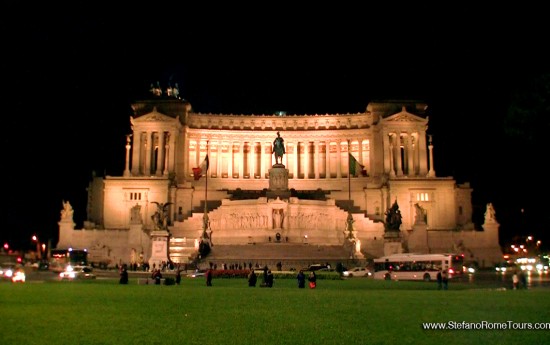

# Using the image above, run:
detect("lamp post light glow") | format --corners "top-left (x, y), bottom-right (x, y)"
top-left (32, 235), bottom-right (42, 260)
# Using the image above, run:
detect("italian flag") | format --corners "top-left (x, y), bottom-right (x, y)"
top-left (192, 155), bottom-right (209, 180)
top-left (349, 153), bottom-right (366, 177)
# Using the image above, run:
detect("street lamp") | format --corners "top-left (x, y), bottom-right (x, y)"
top-left (32, 235), bottom-right (42, 260)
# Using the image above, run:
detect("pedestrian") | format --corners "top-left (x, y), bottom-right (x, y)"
top-left (512, 271), bottom-right (519, 290)
top-left (119, 264), bottom-right (129, 284)
top-left (308, 270), bottom-right (317, 289)
top-left (152, 268), bottom-right (162, 285)
top-left (441, 269), bottom-right (448, 290)
top-left (436, 270), bottom-right (442, 290)
top-left (266, 270), bottom-right (274, 288)
top-left (519, 270), bottom-right (527, 289)
top-left (175, 269), bottom-right (182, 285)
top-left (205, 268), bottom-right (213, 286)
top-left (297, 270), bottom-right (306, 288)
top-left (262, 265), bottom-right (269, 286)
top-left (248, 269), bottom-right (257, 287)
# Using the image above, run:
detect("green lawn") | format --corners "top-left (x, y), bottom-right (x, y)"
top-left (1, 277), bottom-right (549, 345)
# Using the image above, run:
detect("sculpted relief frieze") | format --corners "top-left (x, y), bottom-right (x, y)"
top-left (188, 113), bottom-right (370, 131)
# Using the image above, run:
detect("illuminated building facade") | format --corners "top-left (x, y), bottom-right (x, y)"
top-left (58, 88), bottom-right (502, 268)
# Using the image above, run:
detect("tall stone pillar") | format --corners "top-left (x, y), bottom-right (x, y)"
top-left (156, 131), bottom-right (165, 176)
top-left (217, 141), bottom-right (222, 178)
top-left (304, 141), bottom-right (310, 179)
top-left (145, 132), bottom-right (152, 176)
top-left (324, 141), bottom-right (331, 179)
top-left (131, 131), bottom-right (141, 176)
top-left (336, 141), bottom-right (342, 178)
top-left (124, 134), bottom-right (131, 177)
top-left (260, 142), bottom-right (266, 179)
top-left (427, 135), bottom-right (436, 177)
top-left (383, 132), bottom-right (391, 175)
top-left (389, 143), bottom-right (396, 178)
top-left (239, 141), bottom-right (244, 178)
top-left (395, 131), bottom-right (403, 176)
top-left (163, 137), bottom-right (170, 176)
top-left (418, 131), bottom-right (428, 176)
top-left (407, 134), bottom-right (415, 177)
top-left (293, 142), bottom-right (299, 179)
top-left (314, 141), bottom-right (320, 179)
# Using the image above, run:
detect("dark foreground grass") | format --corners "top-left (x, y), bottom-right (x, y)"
top-left (1, 277), bottom-right (549, 345)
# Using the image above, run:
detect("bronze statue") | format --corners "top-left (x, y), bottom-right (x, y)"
top-left (384, 200), bottom-right (402, 231)
top-left (151, 202), bottom-right (173, 230)
top-left (273, 132), bottom-right (285, 165)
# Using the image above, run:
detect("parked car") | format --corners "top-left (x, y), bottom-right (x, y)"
top-left (59, 265), bottom-right (96, 280)
top-left (302, 264), bottom-right (329, 272)
top-left (342, 267), bottom-right (371, 278)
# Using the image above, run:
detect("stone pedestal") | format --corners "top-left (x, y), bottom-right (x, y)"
top-left (57, 219), bottom-right (76, 248)
top-left (408, 223), bottom-right (429, 253)
top-left (384, 241), bottom-right (403, 256)
top-left (267, 166), bottom-right (291, 199)
top-left (383, 231), bottom-right (403, 256)
top-left (149, 230), bottom-right (170, 269)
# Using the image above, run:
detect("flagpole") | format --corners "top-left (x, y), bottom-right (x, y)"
top-left (348, 139), bottom-right (351, 203)
top-left (205, 141), bottom-right (208, 215)
top-left (346, 139), bottom-right (355, 243)
top-left (202, 140), bottom-right (211, 246)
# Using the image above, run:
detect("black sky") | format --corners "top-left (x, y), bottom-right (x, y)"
top-left (2, 7), bottom-right (549, 251)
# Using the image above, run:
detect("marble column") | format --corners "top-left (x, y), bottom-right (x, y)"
top-left (325, 141), bottom-right (331, 179)
top-left (145, 131), bottom-right (152, 176)
top-left (156, 131), bottom-right (165, 176)
top-left (336, 141), bottom-right (342, 178)
top-left (131, 132), bottom-right (141, 176)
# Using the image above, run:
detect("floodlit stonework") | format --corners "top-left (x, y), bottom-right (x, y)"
top-left (57, 91), bottom-right (502, 268)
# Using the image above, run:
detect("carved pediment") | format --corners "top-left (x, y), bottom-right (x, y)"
top-left (131, 107), bottom-right (176, 123)
top-left (384, 113), bottom-right (425, 123)
top-left (382, 107), bottom-right (427, 124)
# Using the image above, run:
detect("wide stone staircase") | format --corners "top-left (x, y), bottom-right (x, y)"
top-left (197, 243), bottom-right (363, 270)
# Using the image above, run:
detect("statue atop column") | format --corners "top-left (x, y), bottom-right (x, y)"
top-left (60, 200), bottom-right (74, 222)
top-left (484, 202), bottom-right (497, 224)
top-left (151, 202), bottom-right (172, 230)
top-left (273, 131), bottom-right (285, 166)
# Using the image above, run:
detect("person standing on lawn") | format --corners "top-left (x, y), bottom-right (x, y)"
top-left (308, 270), bottom-right (317, 289)
top-left (205, 268), bottom-right (213, 286)
top-left (297, 270), bottom-right (306, 288)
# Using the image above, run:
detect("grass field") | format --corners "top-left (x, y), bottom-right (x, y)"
top-left (1, 277), bottom-right (549, 345)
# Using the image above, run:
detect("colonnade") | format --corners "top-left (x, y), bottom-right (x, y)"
top-left (187, 138), bottom-right (370, 180)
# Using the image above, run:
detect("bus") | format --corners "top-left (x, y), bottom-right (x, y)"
top-left (373, 253), bottom-right (464, 281)
top-left (50, 248), bottom-right (88, 272)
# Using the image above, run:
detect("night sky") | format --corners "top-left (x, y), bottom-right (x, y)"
top-left (2, 7), bottom-right (549, 252)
